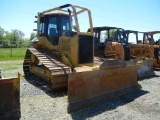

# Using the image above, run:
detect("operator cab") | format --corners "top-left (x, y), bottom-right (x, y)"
top-left (120, 30), bottom-right (138, 44)
top-left (88, 27), bottom-right (124, 55)
top-left (143, 33), bottom-right (154, 44)
top-left (39, 14), bottom-right (71, 45)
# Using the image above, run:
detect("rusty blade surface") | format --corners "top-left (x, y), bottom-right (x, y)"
top-left (153, 59), bottom-right (160, 68)
top-left (0, 77), bottom-right (20, 118)
top-left (68, 66), bottom-right (141, 113)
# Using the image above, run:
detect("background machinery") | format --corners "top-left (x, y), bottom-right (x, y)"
top-left (143, 31), bottom-right (160, 45)
top-left (118, 30), bottom-right (156, 76)
top-left (120, 30), bottom-right (159, 69)
top-left (89, 27), bottom-right (154, 78)
top-left (88, 26), bottom-right (129, 60)
top-left (142, 31), bottom-right (160, 68)
top-left (23, 4), bottom-right (141, 113)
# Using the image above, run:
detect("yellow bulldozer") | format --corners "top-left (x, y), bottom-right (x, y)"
top-left (87, 26), bottom-right (125, 59)
top-left (23, 4), bottom-right (141, 113)
top-left (88, 27), bottom-right (155, 78)
top-left (121, 30), bottom-right (160, 69)
top-left (118, 30), bottom-right (156, 75)
top-left (142, 31), bottom-right (160, 68)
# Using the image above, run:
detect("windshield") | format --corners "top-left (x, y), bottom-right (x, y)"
top-left (61, 16), bottom-right (70, 31)
top-left (48, 17), bottom-right (58, 36)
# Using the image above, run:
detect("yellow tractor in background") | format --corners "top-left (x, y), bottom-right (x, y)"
top-left (87, 26), bottom-right (125, 59)
top-left (115, 30), bottom-right (155, 77)
top-left (88, 27), bottom-right (154, 78)
top-left (142, 31), bottom-right (160, 69)
top-left (123, 30), bottom-right (160, 69)
top-left (23, 4), bottom-right (141, 113)
top-left (144, 31), bottom-right (160, 45)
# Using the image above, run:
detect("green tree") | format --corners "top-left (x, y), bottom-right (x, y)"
top-left (22, 38), bottom-right (30, 47)
top-left (0, 26), bottom-right (4, 37)
top-left (11, 29), bottom-right (25, 47)
top-left (0, 27), bottom-right (26, 48)
top-left (30, 32), bottom-right (36, 41)
top-left (104, 29), bottom-right (116, 41)
top-left (2, 40), bottom-right (9, 47)
top-left (0, 26), bottom-right (4, 44)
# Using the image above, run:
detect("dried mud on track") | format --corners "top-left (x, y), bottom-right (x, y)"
top-left (0, 60), bottom-right (160, 120)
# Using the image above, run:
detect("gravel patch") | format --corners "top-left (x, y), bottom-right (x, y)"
top-left (0, 60), bottom-right (160, 120)
top-left (20, 69), bottom-right (160, 120)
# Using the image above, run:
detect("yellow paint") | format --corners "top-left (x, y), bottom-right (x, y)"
top-left (18, 72), bottom-right (25, 80)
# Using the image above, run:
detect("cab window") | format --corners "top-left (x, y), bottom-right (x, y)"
top-left (39, 18), bottom-right (45, 36)
top-left (61, 16), bottom-right (70, 31)
top-left (47, 17), bottom-right (58, 45)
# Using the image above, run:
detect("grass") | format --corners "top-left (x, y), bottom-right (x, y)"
top-left (0, 48), bottom-right (27, 61)
top-left (0, 48), bottom-right (27, 77)
top-left (0, 60), bottom-right (23, 77)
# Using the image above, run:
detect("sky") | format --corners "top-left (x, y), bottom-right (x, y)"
top-left (0, 0), bottom-right (160, 41)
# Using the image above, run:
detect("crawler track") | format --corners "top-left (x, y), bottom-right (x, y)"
top-left (23, 48), bottom-right (71, 74)
top-left (23, 48), bottom-right (71, 90)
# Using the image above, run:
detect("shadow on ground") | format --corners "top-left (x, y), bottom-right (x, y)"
top-left (70, 89), bottom-right (148, 120)
top-left (138, 74), bottom-right (160, 81)
top-left (24, 74), bottom-right (67, 98)
top-left (24, 74), bottom-right (149, 120)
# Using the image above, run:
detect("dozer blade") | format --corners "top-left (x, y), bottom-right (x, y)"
top-left (153, 59), bottom-right (160, 69)
top-left (67, 65), bottom-right (141, 113)
top-left (137, 59), bottom-right (155, 78)
top-left (0, 73), bottom-right (21, 119)
top-left (125, 59), bottom-right (155, 78)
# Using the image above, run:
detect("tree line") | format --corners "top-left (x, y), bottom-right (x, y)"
top-left (0, 26), bottom-right (36, 48)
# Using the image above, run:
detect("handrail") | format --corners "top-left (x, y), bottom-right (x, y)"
top-left (36, 4), bottom-right (93, 37)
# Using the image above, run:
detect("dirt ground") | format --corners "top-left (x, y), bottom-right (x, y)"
top-left (0, 60), bottom-right (160, 120)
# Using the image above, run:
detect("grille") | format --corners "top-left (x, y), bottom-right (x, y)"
top-left (78, 35), bottom-right (93, 64)
top-left (123, 44), bottom-right (131, 60)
